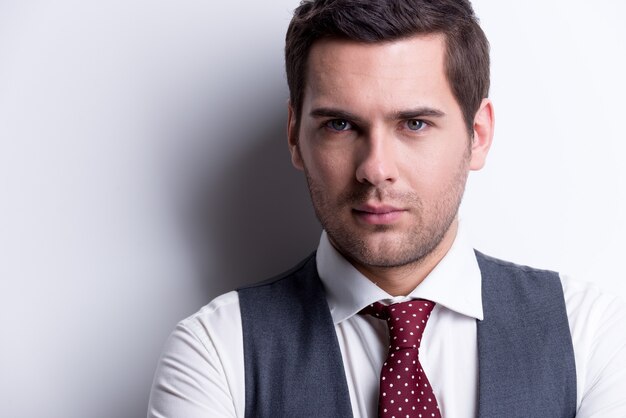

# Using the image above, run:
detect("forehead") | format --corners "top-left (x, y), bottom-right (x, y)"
top-left (303, 34), bottom-right (451, 110)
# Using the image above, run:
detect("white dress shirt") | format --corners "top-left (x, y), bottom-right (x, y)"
top-left (148, 227), bottom-right (626, 417)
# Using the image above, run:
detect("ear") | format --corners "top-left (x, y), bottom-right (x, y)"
top-left (287, 102), bottom-right (304, 171)
top-left (469, 98), bottom-right (495, 171)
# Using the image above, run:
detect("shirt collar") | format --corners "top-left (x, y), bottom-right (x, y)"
top-left (316, 222), bottom-right (484, 325)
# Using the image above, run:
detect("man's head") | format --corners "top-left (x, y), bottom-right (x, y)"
top-left (285, 0), bottom-right (490, 135)
top-left (285, 0), bottom-right (494, 287)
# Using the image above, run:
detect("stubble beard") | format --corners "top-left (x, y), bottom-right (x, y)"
top-left (302, 154), bottom-right (470, 270)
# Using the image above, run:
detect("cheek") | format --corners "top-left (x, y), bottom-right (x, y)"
top-left (308, 151), bottom-right (352, 186)
top-left (399, 141), bottom-right (468, 192)
top-left (299, 138), bottom-right (355, 186)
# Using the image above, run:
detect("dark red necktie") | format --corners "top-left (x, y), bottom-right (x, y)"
top-left (363, 300), bottom-right (441, 418)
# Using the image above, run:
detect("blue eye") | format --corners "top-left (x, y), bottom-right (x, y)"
top-left (326, 119), bottom-right (352, 131)
top-left (406, 120), bottom-right (426, 131)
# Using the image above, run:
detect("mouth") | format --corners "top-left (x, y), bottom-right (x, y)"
top-left (352, 204), bottom-right (406, 225)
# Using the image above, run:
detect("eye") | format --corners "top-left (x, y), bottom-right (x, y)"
top-left (406, 119), bottom-right (426, 131)
top-left (325, 119), bottom-right (352, 131)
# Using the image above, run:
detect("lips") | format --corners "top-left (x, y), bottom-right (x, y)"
top-left (353, 204), bottom-right (406, 225)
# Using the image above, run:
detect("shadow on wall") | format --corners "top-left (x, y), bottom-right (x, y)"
top-left (179, 110), bottom-right (321, 299)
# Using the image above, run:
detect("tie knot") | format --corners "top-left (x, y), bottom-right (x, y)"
top-left (363, 299), bottom-right (435, 351)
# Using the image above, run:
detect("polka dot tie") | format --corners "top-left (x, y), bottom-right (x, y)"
top-left (363, 300), bottom-right (441, 418)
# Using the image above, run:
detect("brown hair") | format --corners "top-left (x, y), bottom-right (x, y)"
top-left (285, 0), bottom-right (490, 134)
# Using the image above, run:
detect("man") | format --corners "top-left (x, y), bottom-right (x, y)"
top-left (148, 1), bottom-right (626, 417)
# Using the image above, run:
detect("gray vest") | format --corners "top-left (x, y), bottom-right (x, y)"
top-left (238, 251), bottom-right (576, 417)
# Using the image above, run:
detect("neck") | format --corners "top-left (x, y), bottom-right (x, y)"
top-left (352, 220), bottom-right (459, 296)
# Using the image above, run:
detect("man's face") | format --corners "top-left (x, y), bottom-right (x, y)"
top-left (288, 34), bottom-right (491, 275)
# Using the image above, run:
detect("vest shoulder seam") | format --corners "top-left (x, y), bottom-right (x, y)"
top-left (474, 249), bottom-right (558, 276)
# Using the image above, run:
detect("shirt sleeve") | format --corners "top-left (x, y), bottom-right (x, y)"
top-left (147, 292), bottom-right (244, 418)
top-left (563, 276), bottom-right (626, 417)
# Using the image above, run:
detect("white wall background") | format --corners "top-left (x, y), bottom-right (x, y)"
top-left (0, 1), bottom-right (624, 417)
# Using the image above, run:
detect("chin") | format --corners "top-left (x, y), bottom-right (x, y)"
top-left (338, 231), bottom-right (418, 266)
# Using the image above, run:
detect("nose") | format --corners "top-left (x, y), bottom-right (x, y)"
top-left (355, 129), bottom-right (399, 186)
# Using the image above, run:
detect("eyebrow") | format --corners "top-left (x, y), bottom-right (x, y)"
top-left (310, 108), bottom-right (364, 123)
top-left (393, 108), bottom-right (446, 120)
top-left (309, 106), bottom-right (446, 122)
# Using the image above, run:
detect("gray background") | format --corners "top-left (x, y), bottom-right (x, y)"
top-left (1, 1), bottom-right (625, 417)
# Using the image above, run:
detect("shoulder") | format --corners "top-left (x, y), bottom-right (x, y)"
top-left (559, 273), bottom-right (626, 343)
top-left (173, 252), bottom-right (317, 338)
top-left (183, 290), bottom-right (241, 322)
top-left (560, 273), bottom-right (625, 315)
top-left (156, 291), bottom-right (242, 360)
top-left (149, 291), bottom-right (246, 417)
top-left (177, 290), bottom-right (242, 347)
top-left (559, 274), bottom-right (626, 412)
top-left (177, 252), bottom-right (318, 340)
